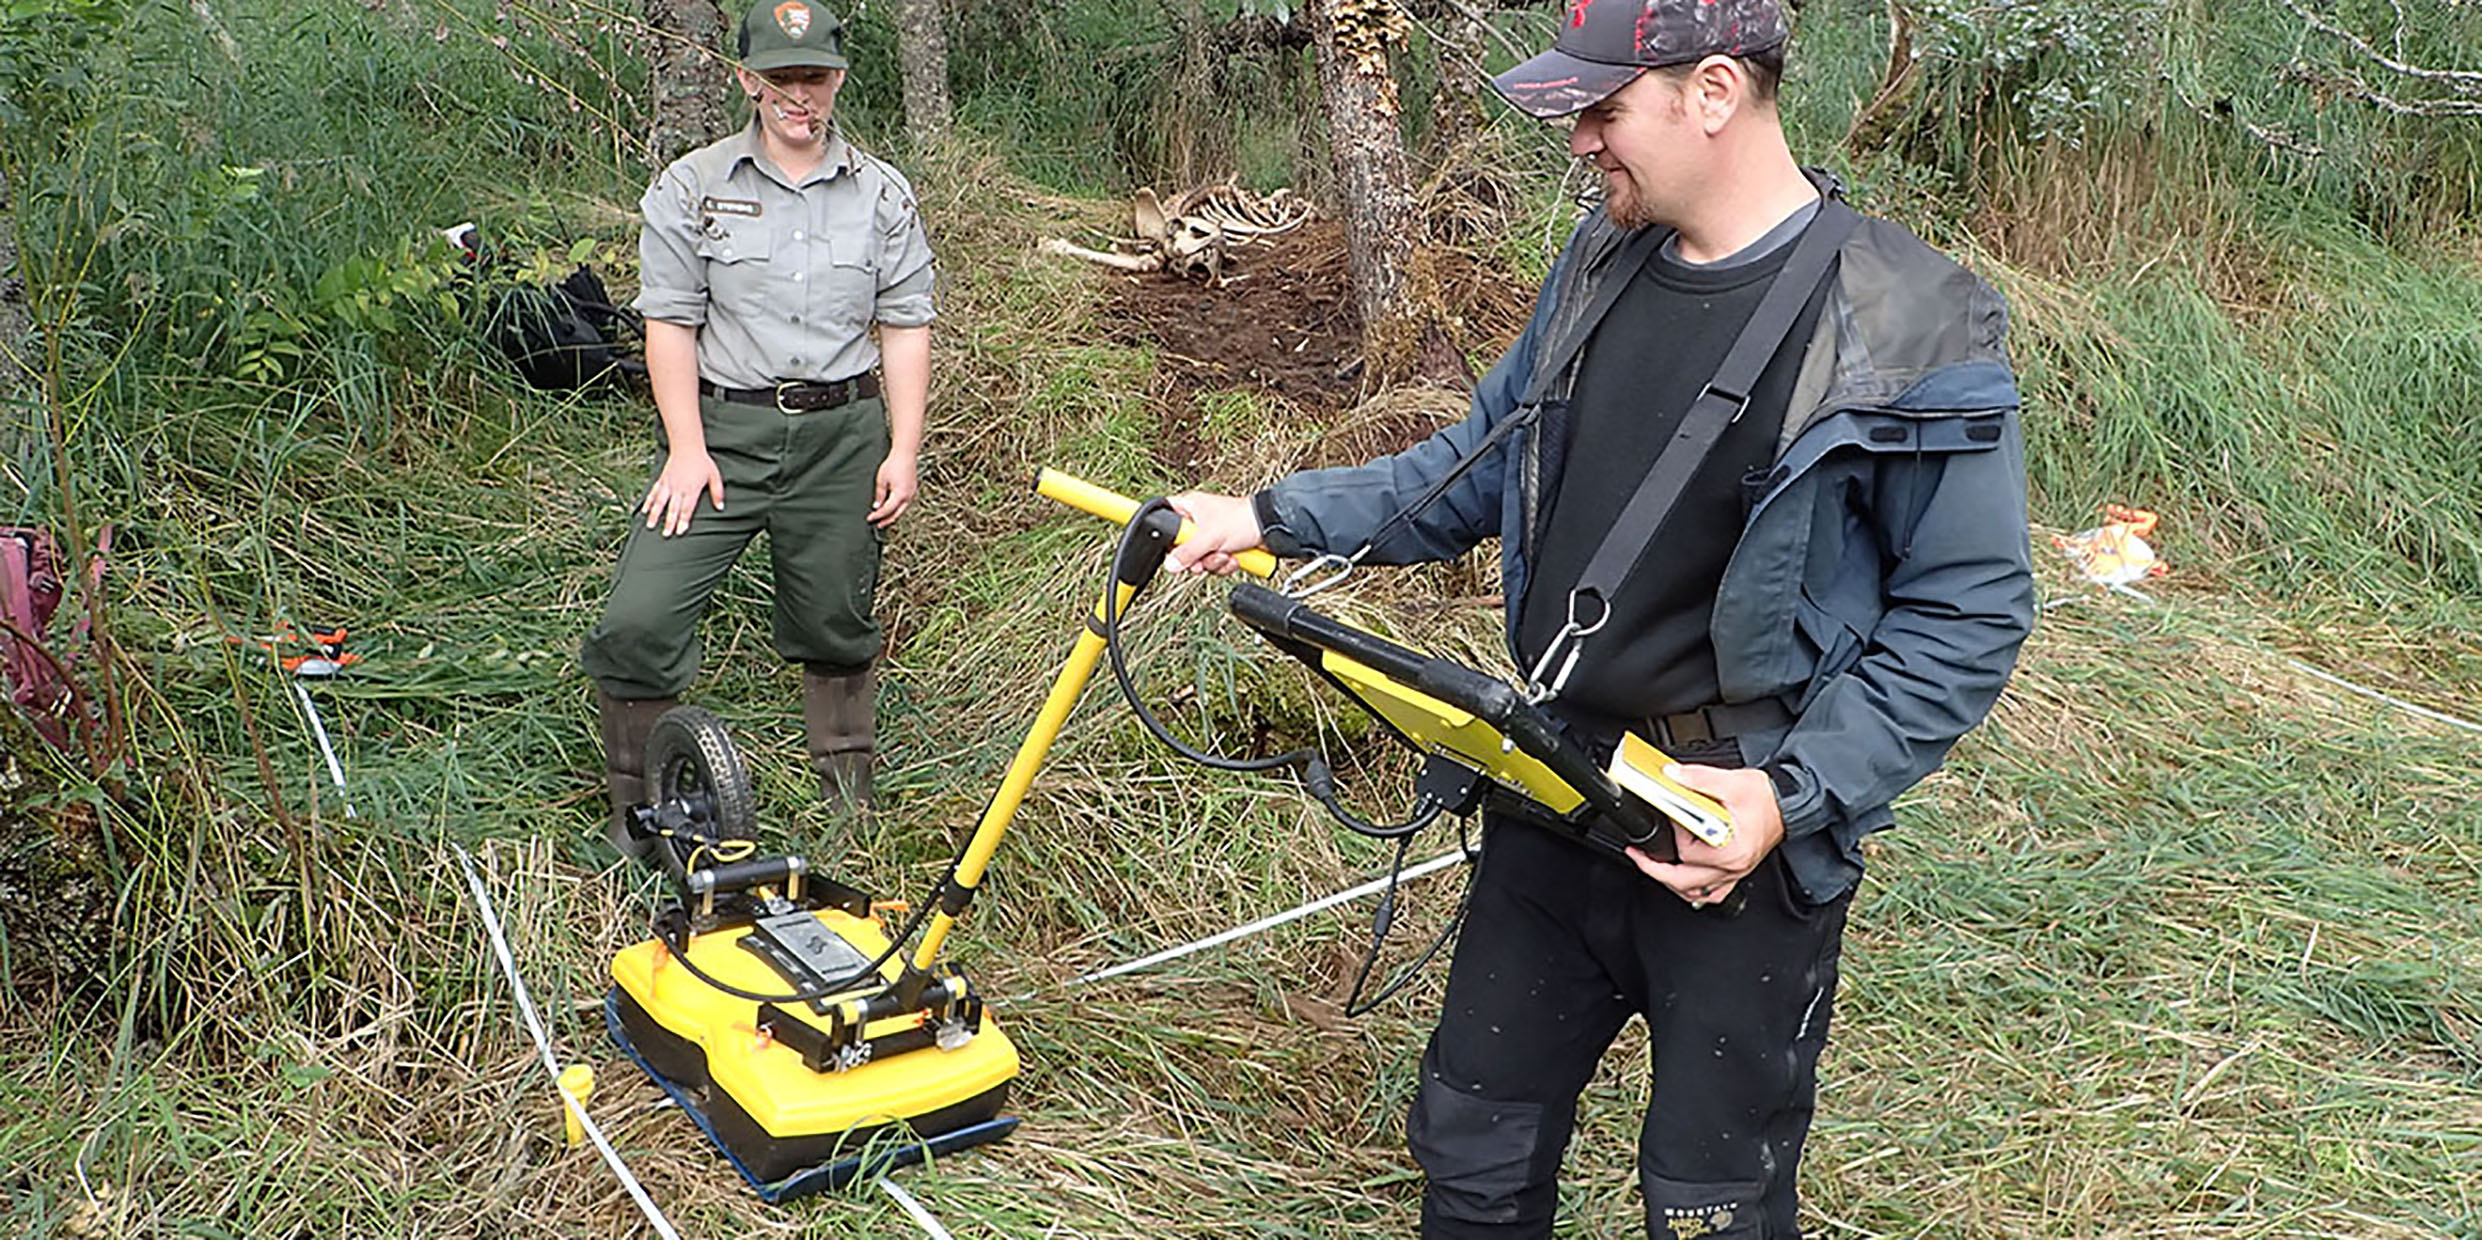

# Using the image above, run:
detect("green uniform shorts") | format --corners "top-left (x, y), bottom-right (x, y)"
top-left (581, 391), bottom-right (888, 698)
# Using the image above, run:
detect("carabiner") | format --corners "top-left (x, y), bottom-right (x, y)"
top-left (1280, 551), bottom-right (1360, 599)
top-left (1523, 589), bottom-right (1608, 703)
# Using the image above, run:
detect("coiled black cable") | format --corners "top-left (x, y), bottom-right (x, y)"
top-left (1101, 499), bottom-right (1474, 1014)
top-left (1102, 501), bottom-right (1444, 841)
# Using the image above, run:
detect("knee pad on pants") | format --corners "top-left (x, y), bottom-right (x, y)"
top-left (1407, 1070), bottom-right (1552, 1228)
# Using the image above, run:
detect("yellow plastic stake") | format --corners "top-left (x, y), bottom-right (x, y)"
top-left (557, 1064), bottom-right (596, 1147)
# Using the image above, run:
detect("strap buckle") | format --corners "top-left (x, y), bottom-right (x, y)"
top-left (1700, 380), bottom-right (1753, 424)
top-left (772, 378), bottom-right (858, 413)
top-left (773, 380), bottom-right (827, 413)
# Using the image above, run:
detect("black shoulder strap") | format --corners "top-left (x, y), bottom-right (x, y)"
top-left (1521, 222), bottom-right (1671, 408)
top-left (1341, 219), bottom-right (1667, 562)
top-left (1568, 199), bottom-right (1859, 618)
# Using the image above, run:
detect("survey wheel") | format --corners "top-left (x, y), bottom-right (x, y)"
top-left (644, 705), bottom-right (758, 844)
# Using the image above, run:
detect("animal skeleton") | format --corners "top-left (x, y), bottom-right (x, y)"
top-left (1040, 183), bottom-right (1316, 282)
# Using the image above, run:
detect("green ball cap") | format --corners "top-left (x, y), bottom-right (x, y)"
top-left (738, 0), bottom-right (848, 71)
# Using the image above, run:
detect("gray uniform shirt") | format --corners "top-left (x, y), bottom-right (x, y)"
top-left (634, 121), bottom-right (937, 389)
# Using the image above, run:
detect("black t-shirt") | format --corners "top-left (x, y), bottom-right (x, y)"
top-left (1516, 219), bottom-right (1832, 723)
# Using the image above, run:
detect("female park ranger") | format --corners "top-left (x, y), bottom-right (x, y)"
top-left (582, 0), bottom-right (935, 848)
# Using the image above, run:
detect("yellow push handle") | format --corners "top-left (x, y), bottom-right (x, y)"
top-left (1034, 469), bottom-right (1280, 580)
top-left (912, 469), bottom-right (1278, 969)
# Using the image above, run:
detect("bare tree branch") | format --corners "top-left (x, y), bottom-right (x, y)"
top-left (2281, 0), bottom-right (2482, 90)
top-left (2162, 71), bottom-right (2328, 158)
top-left (2296, 66), bottom-right (2482, 115)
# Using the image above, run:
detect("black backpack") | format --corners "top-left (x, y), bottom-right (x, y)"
top-left (486, 266), bottom-right (646, 390)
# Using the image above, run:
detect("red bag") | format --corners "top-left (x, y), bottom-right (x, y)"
top-left (0, 526), bottom-right (101, 752)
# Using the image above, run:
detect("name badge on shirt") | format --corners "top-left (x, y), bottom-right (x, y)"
top-left (701, 196), bottom-right (763, 218)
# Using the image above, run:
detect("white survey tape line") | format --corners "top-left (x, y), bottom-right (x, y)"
top-left (453, 844), bottom-right (684, 1240)
top-left (288, 678), bottom-right (357, 818)
top-left (878, 1176), bottom-right (960, 1240)
top-left (2048, 584), bottom-right (2481, 735)
top-left (1067, 847), bottom-right (1472, 989)
top-left (2282, 658), bottom-right (2482, 735)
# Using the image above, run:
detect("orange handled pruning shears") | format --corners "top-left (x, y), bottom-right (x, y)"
top-left (228, 624), bottom-right (362, 678)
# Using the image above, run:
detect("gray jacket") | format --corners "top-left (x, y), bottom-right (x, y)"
top-left (1257, 201), bottom-right (2037, 903)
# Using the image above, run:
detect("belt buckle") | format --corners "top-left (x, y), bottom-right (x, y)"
top-left (1656, 708), bottom-right (1714, 749)
top-left (773, 381), bottom-right (807, 414)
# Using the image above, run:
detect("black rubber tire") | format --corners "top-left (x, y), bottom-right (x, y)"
top-left (644, 705), bottom-right (758, 842)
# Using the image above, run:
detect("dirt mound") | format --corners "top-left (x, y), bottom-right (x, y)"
top-left (1090, 219), bottom-right (1539, 473)
top-left (1101, 221), bottom-right (1365, 412)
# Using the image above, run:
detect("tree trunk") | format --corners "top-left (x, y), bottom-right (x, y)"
top-left (1307, 0), bottom-right (1463, 388)
top-left (1419, 0), bottom-right (1487, 155)
top-left (896, 0), bottom-right (954, 147)
top-left (647, 0), bottom-right (730, 168)
top-left (1843, 0), bottom-right (1922, 158)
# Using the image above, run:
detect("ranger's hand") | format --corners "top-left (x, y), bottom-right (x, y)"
top-left (870, 449), bottom-right (918, 528)
top-left (1626, 763), bottom-right (1786, 907)
top-left (1163, 491), bottom-right (1263, 576)
top-left (644, 449), bottom-right (725, 537)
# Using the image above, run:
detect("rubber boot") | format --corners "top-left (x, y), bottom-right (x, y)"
top-left (802, 664), bottom-right (876, 814)
top-left (598, 689), bottom-right (679, 861)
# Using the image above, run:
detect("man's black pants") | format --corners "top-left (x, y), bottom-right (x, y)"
top-left (1408, 757), bottom-right (1853, 1238)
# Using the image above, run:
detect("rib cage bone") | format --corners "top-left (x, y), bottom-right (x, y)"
top-left (1040, 182), bottom-right (1317, 282)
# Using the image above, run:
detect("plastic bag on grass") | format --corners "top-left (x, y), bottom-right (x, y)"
top-left (2053, 504), bottom-right (2170, 587)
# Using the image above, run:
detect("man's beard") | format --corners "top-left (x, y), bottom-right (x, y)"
top-left (1602, 167), bottom-right (1656, 231)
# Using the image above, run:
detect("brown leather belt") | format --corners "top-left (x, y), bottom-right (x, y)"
top-left (700, 372), bottom-right (880, 412)
top-left (1558, 696), bottom-right (1795, 753)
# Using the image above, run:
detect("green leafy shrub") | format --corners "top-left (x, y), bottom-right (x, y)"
top-left (0, 0), bottom-right (121, 135)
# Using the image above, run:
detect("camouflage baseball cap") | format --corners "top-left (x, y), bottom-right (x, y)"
top-left (1491, 0), bottom-right (1789, 119)
top-left (738, 0), bottom-right (849, 72)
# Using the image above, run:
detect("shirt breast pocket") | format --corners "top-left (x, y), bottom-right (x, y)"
top-left (696, 221), bottom-right (775, 320)
top-left (822, 233), bottom-right (879, 332)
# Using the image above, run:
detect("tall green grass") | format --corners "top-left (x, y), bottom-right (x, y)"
top-left (1978, 128), bottom-right (2482, 642)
